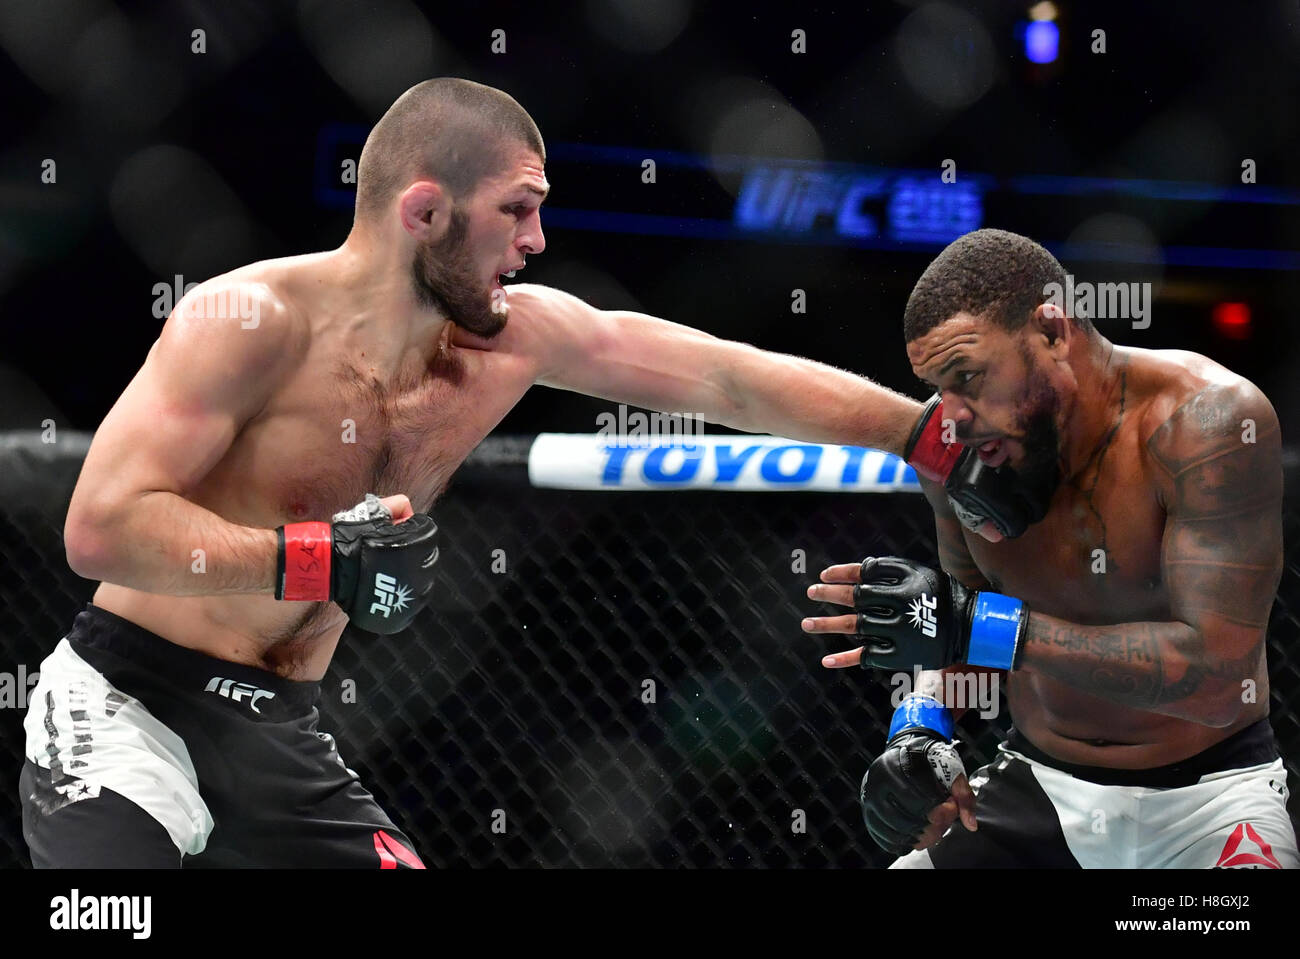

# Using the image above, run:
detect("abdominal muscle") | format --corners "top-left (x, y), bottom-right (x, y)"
top-left (1004, 670), bottom-right (1264, 769)
top-left (91, 582), bottom-right (347, 681)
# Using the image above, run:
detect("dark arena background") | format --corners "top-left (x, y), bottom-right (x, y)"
top-left (2, 0), bottom-right (1300, 875)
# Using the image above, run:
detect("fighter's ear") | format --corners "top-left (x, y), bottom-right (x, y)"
top-left (1031, 302), bottom-right (1070, 356)
top-left (397, 180), bottom-right (449, 238)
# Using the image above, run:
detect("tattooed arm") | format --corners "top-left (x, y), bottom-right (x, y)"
top-left (1018, 382), bottom-right (1282, 727)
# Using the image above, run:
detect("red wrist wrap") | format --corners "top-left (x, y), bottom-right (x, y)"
top-left (906, 401), bottom-right (963, 483)
top-left (280, 522), bottom-right (332, 601)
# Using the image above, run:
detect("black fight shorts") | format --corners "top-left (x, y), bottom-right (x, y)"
top-left (20, 604), bottom-right (424, 868)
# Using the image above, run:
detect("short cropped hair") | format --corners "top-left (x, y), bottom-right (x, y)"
top-left (902, 228), bottom-right (1083, 341)
top-left (355, 78), bottom-right (545, 222)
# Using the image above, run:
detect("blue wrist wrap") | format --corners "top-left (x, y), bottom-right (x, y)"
top-left (967, 591), bottom-right (1025, 670)
top-left (888, 694), bottom-right (954, 741)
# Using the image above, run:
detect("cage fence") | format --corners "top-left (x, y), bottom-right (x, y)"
top-left (1, 431), bottom-right (1297, 868)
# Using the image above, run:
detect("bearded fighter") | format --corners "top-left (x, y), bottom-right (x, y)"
top-left (20, 80), bottom-right (1038, 867)
top-left (804, 228), bottom-right (1298, 868)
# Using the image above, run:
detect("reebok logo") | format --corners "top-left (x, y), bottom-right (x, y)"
top-left (204, 677), bottom-right (275, 714)
top-left (373, 829), bottom-right (426, 869)
top-left (369, 572), bottom-right (414, 618)
top-left (907, 594), bottom-right (938, 638)
top-left (1215, 822), bottom-right (1282, 868)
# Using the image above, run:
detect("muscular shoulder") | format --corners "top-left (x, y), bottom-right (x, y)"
top-left (1134, 349), bottom-right (1276, 451)
top-left (158, 273), bottom-right (308, 389)
top-left (498, 282), bottom-right (593, 323)
top-left (1130, 349), bottom-right (1280, 505)
top-left (453, 282), bottom-right (601, 370)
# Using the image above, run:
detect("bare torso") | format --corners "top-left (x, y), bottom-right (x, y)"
top-left (962, 347), bottom-right (1271, 767)
top-left (93, 252), bottom-right (540, 679)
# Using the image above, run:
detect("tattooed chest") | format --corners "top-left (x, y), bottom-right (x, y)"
top-left (973, 485), bottom-right (1168, 623)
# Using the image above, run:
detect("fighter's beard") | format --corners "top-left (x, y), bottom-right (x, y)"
top-left (1009, 366), bottom-right (1064, 509)
top-left (411, 206), bottom-right (507, 338)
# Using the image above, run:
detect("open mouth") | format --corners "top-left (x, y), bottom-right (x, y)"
top-left (494, 266), bottom-right (522, 294)
top-left (975, 438), bottom-right (1011, 468)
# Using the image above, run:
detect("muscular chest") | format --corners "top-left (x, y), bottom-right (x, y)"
top-left (966, 452), bottom-right (1167, 625)
top-left (323, 370), bottom-right (457, 512)
top-left (231, 353), bottom-right (481, 522)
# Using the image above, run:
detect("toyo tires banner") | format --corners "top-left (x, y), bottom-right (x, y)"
top-left (526, 434), bottom-right (922, 492)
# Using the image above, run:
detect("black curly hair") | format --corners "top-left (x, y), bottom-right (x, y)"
top-left (902, 228), bottom-right (1086, 342)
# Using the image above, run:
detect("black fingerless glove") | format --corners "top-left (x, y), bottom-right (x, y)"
top-left (861, 695), bottom-right (966, 856)
top-left (852, 556), bottom-right (1028, 671)
top-left (275, 494), bottom-right (440, 635)
top-left (904, 394), bottom-right (1052, 538)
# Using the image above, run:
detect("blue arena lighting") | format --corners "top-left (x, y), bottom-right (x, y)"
top-left (312, 133), bottom-right (1300, 270)
top-left (1024, 20), bottom-right (1059, 63)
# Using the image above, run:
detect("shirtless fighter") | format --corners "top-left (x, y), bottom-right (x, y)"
top-left (804, 228), bottom-right (1299, 868)
top-left (20, 80), bottom-right (1040, 867)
